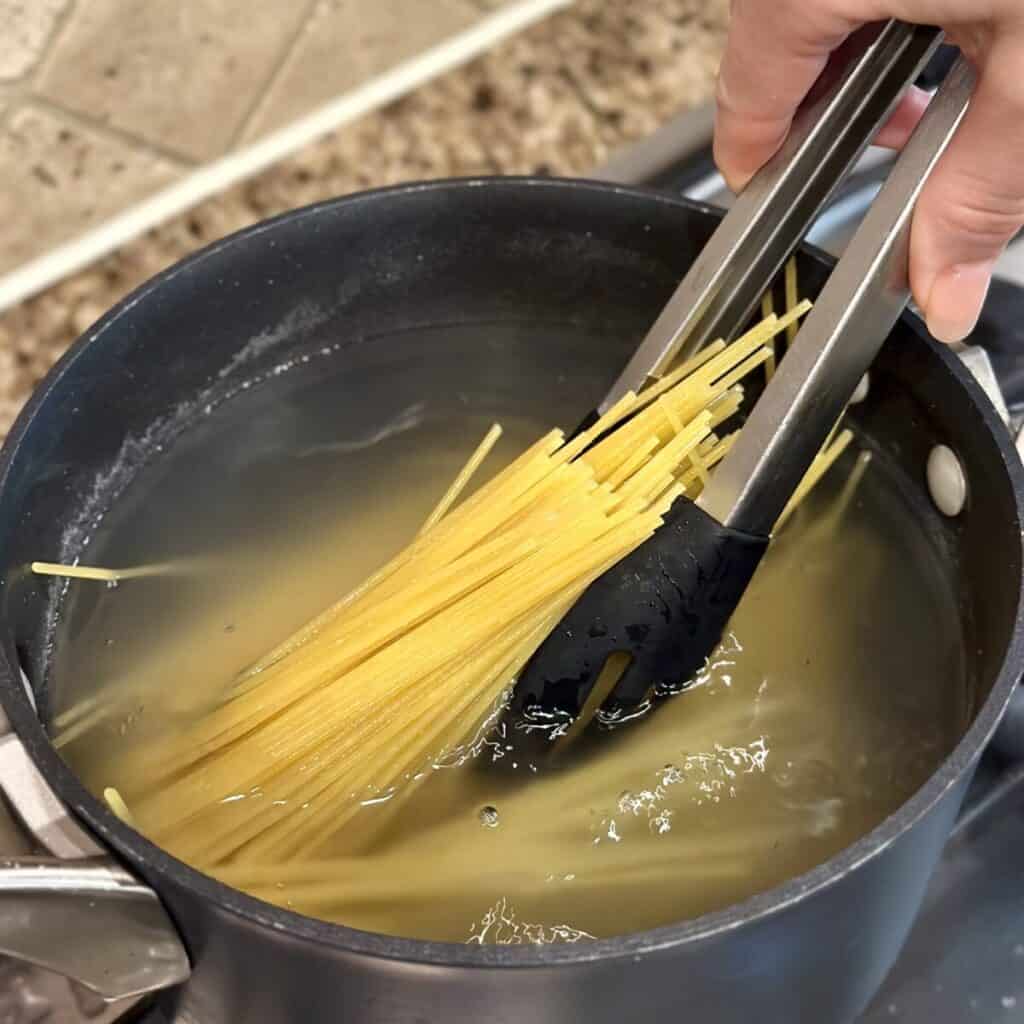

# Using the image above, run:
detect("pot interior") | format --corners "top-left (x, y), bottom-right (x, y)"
top-left (0, 181), bottom-right (1019, 945)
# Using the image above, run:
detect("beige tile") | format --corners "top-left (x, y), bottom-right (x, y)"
top-left (245, 0), bottom-right (484, 141)
top-left (0, 0), bottom-right (71, 81)
top-left (36, 0), bottom-right (311, 162)
top-left (0, 104), bottom-right (179, 276)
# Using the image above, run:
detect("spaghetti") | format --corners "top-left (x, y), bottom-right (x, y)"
top-left (67, 293), bottom-right (861, 878)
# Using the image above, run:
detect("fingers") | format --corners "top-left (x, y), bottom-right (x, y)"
top-left (714, 0), bottom-right (854, 190)
top-left (910, 40), bottom-right (1024, 341)
top-left (874, 86), bottom-right (932, 148)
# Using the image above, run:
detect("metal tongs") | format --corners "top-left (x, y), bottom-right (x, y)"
top-left (512, 22), bottom-right (976, 729)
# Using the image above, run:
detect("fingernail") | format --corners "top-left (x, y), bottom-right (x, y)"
top-left (924, 260), bottom-right (994, 344)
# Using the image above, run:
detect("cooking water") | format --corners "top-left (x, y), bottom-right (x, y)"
top-left (53, 340), bottom-right (968, 945)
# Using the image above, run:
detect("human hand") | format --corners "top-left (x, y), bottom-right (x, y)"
top-left (714, 2), bottom-right (1024, 343)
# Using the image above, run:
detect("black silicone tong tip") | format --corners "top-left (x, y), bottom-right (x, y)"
top-left (508, 496), bottom-right (768, 736)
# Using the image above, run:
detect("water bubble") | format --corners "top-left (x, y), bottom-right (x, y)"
top-left (649, 810), bottom-right (673, 835)
top-left (479, 805), bottom-right (500, 828)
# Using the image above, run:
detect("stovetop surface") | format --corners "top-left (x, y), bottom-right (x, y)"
top-left (859, 759), bottom-right (1024, 1022)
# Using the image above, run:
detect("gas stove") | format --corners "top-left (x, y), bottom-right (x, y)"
top-left (3, 53), bottom-right (1024, 1024)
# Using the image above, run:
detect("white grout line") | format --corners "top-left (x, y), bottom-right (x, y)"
top-left (0, 0), bottom-right (572, 315)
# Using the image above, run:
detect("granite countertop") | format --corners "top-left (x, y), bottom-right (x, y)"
top-left (0, 0), bottom-right (728, 438)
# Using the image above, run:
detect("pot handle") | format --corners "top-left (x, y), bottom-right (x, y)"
top-left (0, 709), bottom-right (190, 1004)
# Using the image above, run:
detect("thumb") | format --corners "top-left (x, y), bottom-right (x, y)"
top-left (911, 44), bottom-right (1024, 343)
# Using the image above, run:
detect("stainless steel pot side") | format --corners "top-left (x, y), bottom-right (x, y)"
top-left (0, 180), bottom-right (1021, 1024)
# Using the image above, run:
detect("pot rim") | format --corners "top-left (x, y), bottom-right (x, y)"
top-left (2, 176), bottom-right (1022, 969)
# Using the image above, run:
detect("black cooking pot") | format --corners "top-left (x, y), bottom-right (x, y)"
top-left (0, 179), bottom-right (1021, 1024)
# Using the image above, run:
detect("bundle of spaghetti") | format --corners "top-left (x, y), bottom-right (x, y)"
top-left (89, 296), bottom-right (858, 870)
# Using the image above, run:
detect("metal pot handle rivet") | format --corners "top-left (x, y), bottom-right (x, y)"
top-left (927, 444), bottom-right (967, 517)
